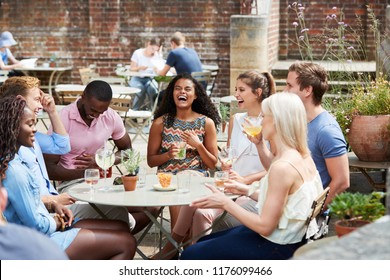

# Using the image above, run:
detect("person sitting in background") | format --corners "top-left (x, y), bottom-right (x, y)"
top-left (43, 80), bottom-right (158, 234)
top-left (147, 73), bottom-right (220, 236)
top-left (181, 93), bottom-right (323, 260)
top-left (156, 32), bottom-right (203, 77)
top-left (129, 37), bottom-right (164, 110)
top-left (0, 76), bottom-right (131, 227)
top-left (155, 32), bottom-right (204, 103)
top-left (0, 179), bottom-right (68, 260)
top-left (0, 31), bottom-right (23, 77)
top-left (1, 96), bottom-right (136, 259)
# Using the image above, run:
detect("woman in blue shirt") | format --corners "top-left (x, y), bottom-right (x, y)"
top-left (0, 96), bottom-right (137, 260)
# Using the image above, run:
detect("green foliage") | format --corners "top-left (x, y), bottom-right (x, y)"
top-left (49, 54), bottom-right (57, 62)
top-left (328, 191), bottom-right (386, 222)
top-left (219, 103), bottom-right (230, 122)
top-left (324, 73), bottom-right (390, 138)
top-left (154, 75), bottom-right (173, 83)
top-left (121, 149), bottom-right (142, 176)
top-left (288, 3), bottom-right (370, 62)
top-left (289, 2), bottom-right (390, 138)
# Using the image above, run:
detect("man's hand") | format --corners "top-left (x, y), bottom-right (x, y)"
top-left (40, 91), bottom-right (56, 114)
top-left (53, 193), bottom-right (77, 206)
top-left (73, 153), bottom-right (97, 169)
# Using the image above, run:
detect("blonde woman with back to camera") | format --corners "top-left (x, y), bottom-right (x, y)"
top-left (181, 92), bottom-right (323, 260)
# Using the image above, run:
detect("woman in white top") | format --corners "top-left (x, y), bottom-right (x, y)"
top-left (129, 37), bottom-right (164, 110)
top-left (213, 70), bottom-right (276, 232)
top-left (181, 93), bottom-right (323, 260)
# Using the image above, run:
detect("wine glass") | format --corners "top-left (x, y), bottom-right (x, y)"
top-left (95, 147), bottom-right (116, 192)
top-left (84, 169), bottom-right (100, 193)
top-left (219, 146), bottom-right (238, 170)
top-left (242, 116), bottom-right (262, 156)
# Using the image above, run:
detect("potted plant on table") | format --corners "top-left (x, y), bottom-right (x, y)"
top-left (120, 148), bottom-right (142, 191)
top-left (49, 54), bottom-right (57, 67)
top-left (219, 103), bottom-right (230, 133)
top-left (328, 191), bottom-right (386, 237)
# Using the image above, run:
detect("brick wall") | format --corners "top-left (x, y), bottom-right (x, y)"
top-left (0, 0), bottom-right (240, 96)
top-left (268, 0), bottom-right (280, 69)
top-left (279, 0), bottom-right (387, 61)
top-left (0, 0), bottom-right (385, 97)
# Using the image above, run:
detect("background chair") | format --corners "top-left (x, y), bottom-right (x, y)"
top-left (191, 70), bottom-right (211, 92)
top-left (90, 76), bottom-right (126, 87)
top-left (79, 66), bottom-right (99, 85)
top-left (0, 70), bottom-right (9, 83)
top-left (125, 90), bottom-right (162, 143)
top-left (79, 65), bottom-right (126, 87)
top-left (202, 64), bottom-right (219, 96)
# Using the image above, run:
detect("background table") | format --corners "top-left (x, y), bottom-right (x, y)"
top-left (15, 66), bottom-right (72, 96)
top-left (55, 84), bottom-right (140, 103)
top-left (348, 152), bottom-right (390, 190)
top-left (37, 105), bottom-right (66, 130)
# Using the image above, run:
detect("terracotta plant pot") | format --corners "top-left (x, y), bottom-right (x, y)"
top-left (122, 175), bottom-right (138, 191)
top-left (347, 115), bottom-right (390, 162)
top-left (222, 122), bottom-right (227, 133)
top-left (335, 219), bottom-right (370, 237)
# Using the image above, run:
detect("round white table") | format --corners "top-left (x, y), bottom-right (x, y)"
top-left (67, 174), bottom-right (238, 259)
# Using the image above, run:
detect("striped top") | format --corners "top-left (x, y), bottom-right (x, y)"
top-left (158, 114), bottom-right (207, 174)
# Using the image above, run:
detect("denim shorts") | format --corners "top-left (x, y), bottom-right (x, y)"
top-left (50, 228), bottom-right (81, 250)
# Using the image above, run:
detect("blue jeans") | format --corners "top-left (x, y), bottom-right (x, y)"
top-left (180, 225), bottom-right (304, 260)
top-left (129, 77), bottom-right (158, 110)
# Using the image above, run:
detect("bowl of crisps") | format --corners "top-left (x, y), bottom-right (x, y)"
top-left (157, 172), bottom-right (172, 188)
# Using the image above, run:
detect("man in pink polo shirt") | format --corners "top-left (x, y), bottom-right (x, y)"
top-left (44, 80), bottom-right (158, 234)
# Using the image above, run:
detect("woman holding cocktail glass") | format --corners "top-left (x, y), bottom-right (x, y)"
top-left (147, 73), bottom-right (220, 258)
top-left (213, 71), bottom-right (276, 232)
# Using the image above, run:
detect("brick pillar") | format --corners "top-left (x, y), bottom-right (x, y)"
top-left (230, 15), bottom-right (269, 95)
top-left (378, 5), bottom-right (390, 76)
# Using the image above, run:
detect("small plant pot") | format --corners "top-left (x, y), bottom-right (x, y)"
top-left (335, 219), bottom-right (370, 237)
top-left (222, 122), bottom-right (227, 133)
top-left (122, 175), bottom-right (138, 191)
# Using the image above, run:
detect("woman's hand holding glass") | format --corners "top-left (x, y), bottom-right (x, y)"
top-left (242, 116), bottom-right (263, 155)
top-left (190, 183), bottom-right (231, 209)
top-left (223, 179), bottom-right (250, 196)
top-left (219, 146), bottom-right (238, 170)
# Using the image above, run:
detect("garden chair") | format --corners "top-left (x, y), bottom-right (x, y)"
top-left (122, 91), bottom-right (162, 143)
top-left (202, 64), bottom-right (219, 96)
top-left (0, 70), bottom-right (9, 83)
top-left (302, 186), bottom-right (330, 243)
top-left (79, 66), bottom-right (99, 85)
top-left (191, 70), bottom-right (211, 92)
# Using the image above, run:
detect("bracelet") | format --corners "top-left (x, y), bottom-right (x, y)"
top-left (54, 213), bottom-right (66, 231)
top-left (47, 201), bottom-right (53, 212)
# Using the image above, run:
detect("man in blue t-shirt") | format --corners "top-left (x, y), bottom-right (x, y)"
top-left (285, 61), bottom-right (350, 207)
top-left (157, 31), bottom-right (203, 76)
